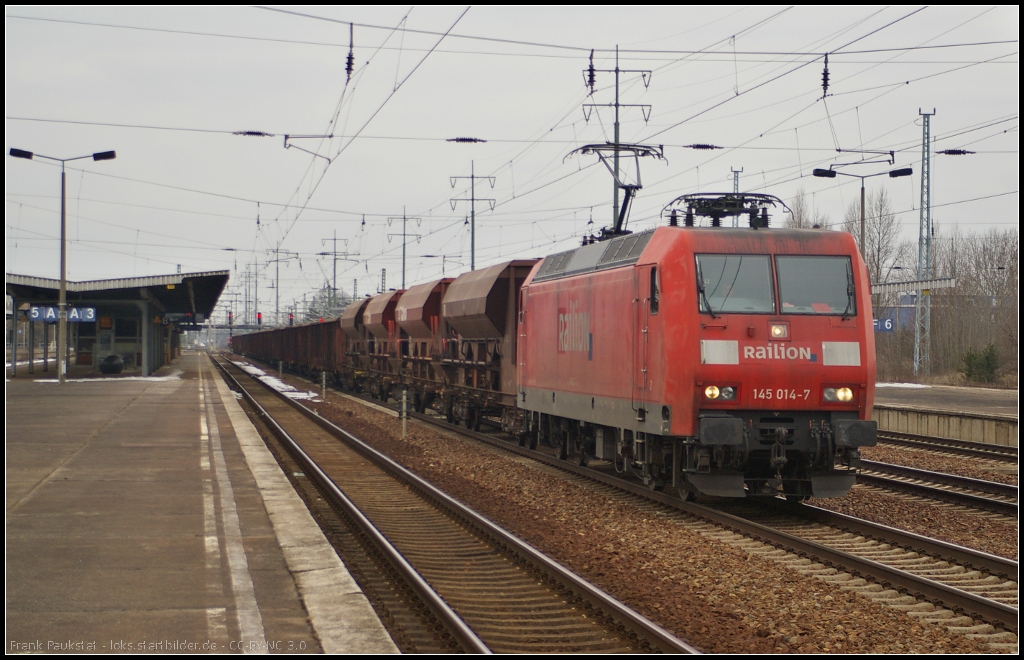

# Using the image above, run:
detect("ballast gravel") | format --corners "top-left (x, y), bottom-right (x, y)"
top-left (809, 485), bottom-right (1018, 560)
top-left (861, 444), bottom-right (1018, 486)
top-left (276, 385), bottom-right (989, 654)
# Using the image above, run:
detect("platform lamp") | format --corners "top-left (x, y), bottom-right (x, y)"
top-left (9, 148), bottom-right (117, 383)
top-left (812, 166), bottom-right (912, 255)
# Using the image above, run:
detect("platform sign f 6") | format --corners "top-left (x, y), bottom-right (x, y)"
top-left (29, 306), bottom-right (97, 322)
top-left (873, 317), bottom-right (895, 332)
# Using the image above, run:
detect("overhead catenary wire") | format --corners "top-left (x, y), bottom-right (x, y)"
top-left (8, 8), bottom-right (1016, 311)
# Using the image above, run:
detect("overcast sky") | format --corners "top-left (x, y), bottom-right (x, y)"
top-left (5, 6), bottom-right (1018, 323)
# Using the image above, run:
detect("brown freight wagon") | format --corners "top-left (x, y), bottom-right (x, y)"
top-left (396, 278), bottom-right (453, 412)
top-left (362, 289), bottom-right (405, 400)
top-left (439, 260), bottom-right (538, 430)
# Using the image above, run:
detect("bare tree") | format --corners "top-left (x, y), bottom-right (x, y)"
top-left (929, 227), bottom-right (1018, 379)
top-left (303, 284), bottom-right (353, 322)
top-left (786, 187), bottom-right (831, 229)
top-left (873, 225), bottom-right (1018, 384)
top-left (840, 187), bottom-right (911, 285)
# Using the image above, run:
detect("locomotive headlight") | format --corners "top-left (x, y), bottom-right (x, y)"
top-left (770, 323), bottom-right (788, 339)
top-left (824, 387), bottom-right (855, 402)
top-left (704, 385), bottom-right (736, 400)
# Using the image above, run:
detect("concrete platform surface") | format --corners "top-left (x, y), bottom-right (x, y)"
top-left (6, 352), bottom-right (398, 654)
top-left (875, 383), bottom-right (1018, 419)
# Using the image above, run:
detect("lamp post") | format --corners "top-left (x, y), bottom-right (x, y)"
top-left (812, 166), bottom-right (912, 254)
top-left (9, 148), bottom-right (117, 383)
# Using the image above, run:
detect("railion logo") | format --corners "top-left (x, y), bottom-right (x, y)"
top-left (743, 344), bottom-right (818, 362)
top-left (558, 300), bottom-right (592, 360)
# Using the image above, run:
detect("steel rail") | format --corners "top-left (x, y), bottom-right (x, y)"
top-left (878, 430), bottom-right (1019, 462)
top-left (855, 473), bottom-right (1017, 516)
top-left (857, 460), bottom-right (1017, 516)
top-left (217, 357), bottom-right (699, 654)
top-left (859, 460), bottom-right (1018, 498)
top-left (213, 358), bottom-right (492, 654)
top-left (786, 501), bottom-right (1018, 584)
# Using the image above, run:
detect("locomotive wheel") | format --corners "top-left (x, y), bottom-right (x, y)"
top-left (553, 430), bottom-right (568, 461)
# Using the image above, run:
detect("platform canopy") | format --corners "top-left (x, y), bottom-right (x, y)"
top-left (6, 270), bottom-right (229, 320)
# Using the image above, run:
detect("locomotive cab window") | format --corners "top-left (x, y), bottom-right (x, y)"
top-left (776, 256), bottom-right (855, 316)
top-left (695, 254), bottom-right (775, 314)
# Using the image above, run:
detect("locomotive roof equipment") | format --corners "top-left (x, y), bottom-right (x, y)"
top-left (660, 193), bottom-right (791, 229)
top-left (565, 142), bottom-right (665, 240)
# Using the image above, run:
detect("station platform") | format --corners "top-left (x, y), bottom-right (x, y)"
top-left (6, 352), bottom-right (397, 654)
top-left (875, 383), bottom-right (1018, 419)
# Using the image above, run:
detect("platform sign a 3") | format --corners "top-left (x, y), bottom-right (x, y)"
top-left (28, 306), bottom-right (97, 322)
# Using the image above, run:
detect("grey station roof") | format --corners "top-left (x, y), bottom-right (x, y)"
top-left (6, 270), bottom-right (230, 317)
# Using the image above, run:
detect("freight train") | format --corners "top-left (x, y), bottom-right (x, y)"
top-left (232, 193), bottom-right (877, 500)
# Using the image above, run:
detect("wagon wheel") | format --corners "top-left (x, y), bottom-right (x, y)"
top-left (463, 407), bottom-right (477, 431)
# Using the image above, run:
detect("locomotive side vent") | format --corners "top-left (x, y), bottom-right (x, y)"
top-left (534, 230), bottom-right (654, 283)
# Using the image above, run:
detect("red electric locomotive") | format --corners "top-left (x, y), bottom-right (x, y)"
top-left (517, 193), bottom-right (877, 499)
top-left (232, 192), bottom-right (877, 500)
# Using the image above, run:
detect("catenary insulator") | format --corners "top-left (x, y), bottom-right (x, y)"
top-left (821, 53), bottom-right (830, 98)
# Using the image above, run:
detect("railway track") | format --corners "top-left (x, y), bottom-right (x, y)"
top-left (878, 430), bottom-right (1019, 462)
top-left (856, 459), bottom-right (1018, 517)
top-left (213, 356), bottom-right (697, 654)
top-left (341, 392), bottom-right (1020, 645)
top-left (396, 397), bottom-right (1020, 647)
top-left (226, 356), bottom-right (1018, 650)
top-left (720, 500), bottom-right (1018, 635)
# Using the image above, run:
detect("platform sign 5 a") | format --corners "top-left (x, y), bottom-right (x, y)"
top-left (29, 306), bottom-right (97, 322)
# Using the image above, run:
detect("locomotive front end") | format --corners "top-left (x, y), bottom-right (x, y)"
top-left (681, 229), bottom-right (878, 499)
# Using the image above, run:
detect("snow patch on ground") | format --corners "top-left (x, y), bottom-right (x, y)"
top-left (876, 382), bottom-right (931, 389)
top-left (232, 362), bottom-right (321, 400)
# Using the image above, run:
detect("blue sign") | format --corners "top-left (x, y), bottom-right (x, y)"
top-left (29, 306), bottom-right (97, 323)
top-left (873, 317), bottom-right (895, 332)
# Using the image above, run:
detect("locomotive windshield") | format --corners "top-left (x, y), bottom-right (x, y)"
top-left (776, 256), bottom-right (855, 316)
top-left (695, 255), bottom-right (775, 314)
